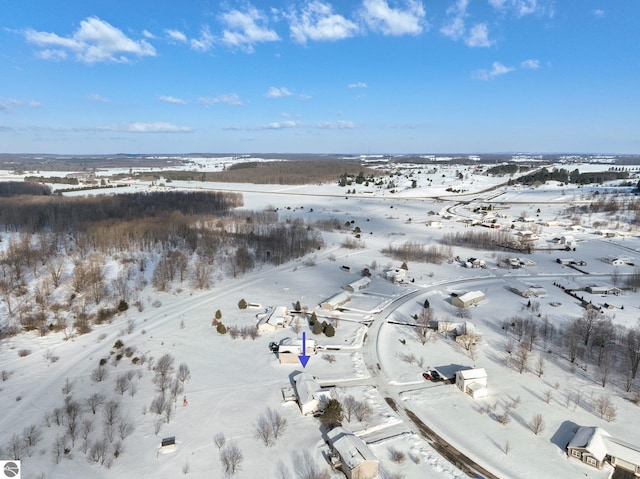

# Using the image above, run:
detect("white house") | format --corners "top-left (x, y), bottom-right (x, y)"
top-left (509, 281), bottom-right (546, 298)
top-left (278, 339), bottom-right (316, 364)
top-left (602, 255), bottom-right (632, 266)
top-left (568, 426), bottom-right (640, 475)
top-left (292, 372), bottom-right (332, 415)
top-left (384, 268), bottom-right (406, 283)
top-left (455, 368), bottom-right (488, 399)
top-left (327, 427), bottom-right (379, 479)
top-left (256, 306), bottom-right (291, 333)
top-left (451, 291), bottom-right (485, 308)
top-left (320, 291), bottom-right (352, 310)
top-left (343, 277), bottom-right (371, 292)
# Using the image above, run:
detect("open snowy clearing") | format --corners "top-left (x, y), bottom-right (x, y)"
top-left (1, 161), bottom-right (639, 479)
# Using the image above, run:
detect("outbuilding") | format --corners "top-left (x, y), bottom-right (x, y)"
top-left (455, 368), bottom-right (488, 399)
top-left (320, 291), bottom-right (352, 311)
top-left (256, 306), bottom-right (291, 333)
top-left (451, 291), bottom-right (485, 308)
top-left (343, 277), bottom-right (371, 292)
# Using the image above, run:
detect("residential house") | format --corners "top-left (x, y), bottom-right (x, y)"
top-left (256, 306), bottom-right (291, 333)
top-left (585, 284), bottom-right (621, 295)
top-left (292, 372), bottom-right (332, 416)
top-left (568, 426), bottom-right (640, 476)
top-left (278, 338), bottom-right (316, 364)
top-left (509, 281), bottom-right (546, 298)
top-left (327, 427), bottom-right (379, 479)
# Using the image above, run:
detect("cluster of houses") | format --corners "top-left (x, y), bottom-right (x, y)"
top-left (282, 372), bottom-right (379, 479)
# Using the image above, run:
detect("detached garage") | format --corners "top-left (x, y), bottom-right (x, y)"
top-left (451, 291), bottom-right (485, 308)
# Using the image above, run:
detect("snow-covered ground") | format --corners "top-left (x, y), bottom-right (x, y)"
top-left (1, 160), bottom-right (639, 479)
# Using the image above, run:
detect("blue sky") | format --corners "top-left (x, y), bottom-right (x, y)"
top-left (1, 0), bottom-right (638, 154)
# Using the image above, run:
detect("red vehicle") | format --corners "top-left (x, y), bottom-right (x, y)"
top-left (422, 372), bottom-right (432, 380)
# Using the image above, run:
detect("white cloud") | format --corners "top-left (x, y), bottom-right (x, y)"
top-left (465, 23), bottom-right (493, 47)
top-left (266, 87), bottom-right (293, 98)
top-left (593, 9), bottom-right (605, 18)
top-left (361, 0), bottom-right (426, 36)
top-left (289, 1), bottom-right (360, 44)
top-left (440, 0), bottom-right (468, 40)
top-left (472, 61), bottom-right (514, 80)
top-left (220, 7), bottom-right (280, 52)
top-left (24, 16), bottom-right (156, 63)
top-left (258, 121), bottom-right (303, 130)
top-left (89, 94), bottom-right (110, 103)
top-left (159, 95), bottom-right (188, 104)
top-left (199, 94), bottom-right (243, 106)
top-left (165, 29), bottom-right (187, 43)
top-left (190, 27), bottom-right (215, 52)
top-left (142, 30), bottom-right (156, 39)
top-left (488, 0), bottom-right (544, 17)
top-left (520, 58), bottom-right (540, 69)
top-left (101, 122), bottom-right (193, 133)
top-left (318, 120), bottom-right (355, 129)
top-left (348, 82), bottom-right (368, 88)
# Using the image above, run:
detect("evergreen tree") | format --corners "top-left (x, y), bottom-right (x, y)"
top-left (216, 323), bottom-right (227, 335)
top-left (309, 312), bottom-right (317, 326)
top-left (324, 323), bottom-right (335, 338)
top-left (238, 299), bottom-right (247, 310)
top-left (312, 321), bottom-right (323, 335)
top-left (215, 309), bottom-right (222, 320)
top-left (320, 399), bottom-right (343, 428)
top-left (295, 300), bottom-right (301, 311)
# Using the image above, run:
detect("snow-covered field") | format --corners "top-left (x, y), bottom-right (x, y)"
top-left (1, 160), bottom-right (639, 479)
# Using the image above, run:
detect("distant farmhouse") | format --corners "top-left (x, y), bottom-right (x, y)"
top-left (585, 283), bottom-right (621, 295)
top-left (451, 291), bottom-right (485, 308)
top-left (383, 267), bottom-right (406, 283)
top-left (602, 255), bottom-right (633, 266)
top-left (568, 426), bottom-right (640, 476)
top-left (328, 427), bottom-right (379, 479)
top-left (509, 281), bottom-right (547, 298)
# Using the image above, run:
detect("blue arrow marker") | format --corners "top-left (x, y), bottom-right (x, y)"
top-left (298, 331), bottom-right (310, 368)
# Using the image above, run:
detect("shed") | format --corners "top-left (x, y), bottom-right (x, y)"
top-left (327, 427), bottom-right (379, 479)
top-left (455, 368), bottom-right (488, 399)
top-left (451, 291), bottom-right (485, 308)
top-left (509, 281), bottom-right (546, 298)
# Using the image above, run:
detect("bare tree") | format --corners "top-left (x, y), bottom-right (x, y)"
top-left (530, 413), bottom-right (545, 435)
top-left (342, 395), bottom-right (357, 422)
top-left (535, 355), bottom-right (545, 377)
top-left (85, 393), bottom-right (105, 414)
top-left (514, 343), bottom-right (529, 374)
top-left (214, 432), bottom-right (226, 450)
top-left (22, 424), bottom-right (42, 456)
top-left (51, 434), bottom-right (67, 464)
top-left (91, 365), bottom-right (109, 383)
top-left (64, 398), bottom-right (82, 446)
top-left (291, 450), bottom-right (329, 479)
top-left (275, 460), bottom-right (291, 479)
top-left (542, 389), bottom-right (553, 404)
top-left (254, 413), bottom-right (274, 446)
top-left (177, 362), bottom-right (191, 385)
top-left (115, 374), bottom-right (130, 395)
top-left (220, 442), bottom-right (243, 477)
top-left (267, 408), bottom-right (287, 439)
top-left (103, 400), bottom-right (120, 430)
top-left (354, 400), bottom-right (373, 428)
top-left (118, 417), bottom-right (134, 440)
top-left (193, 256), bottom-right (213, 289)
top-left (414, 307), bottom-right (433, 345)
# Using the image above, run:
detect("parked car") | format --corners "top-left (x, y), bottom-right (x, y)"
top-left (268, 342), bottom-right (279, 352)
top-left (422, 372), bottom-right (432, 380)
top-left (430, 370), bottom-right (442, 381)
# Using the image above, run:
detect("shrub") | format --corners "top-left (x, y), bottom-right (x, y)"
top-left (324, 323), bottom-right (335, 337)
top-left (216, 323), bottom-right (227, 335)
top-left (215, 309), bottom-right (222, 320)
top-left (312, 321), bottom-right (323, 335)
top-left (17, 349), bottom-right (31, 357)
top-left (113, 339), bottom-right (124, 349)
top-left (117, 300), bottom-right (129, 312)
top-left (238, 299), bottom-right (248, 310)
